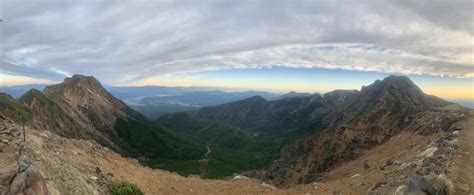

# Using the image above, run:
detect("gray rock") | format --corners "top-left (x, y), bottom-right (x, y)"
top-left (363, 160), bottom-right (369, 170)
top-left (406, 174), bottom-right (447, 195)
top-left (406, 175), bottom-right (430, 195)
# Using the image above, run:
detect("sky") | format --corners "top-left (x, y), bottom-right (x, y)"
top-left (1, 0), bottom-right (473, 100)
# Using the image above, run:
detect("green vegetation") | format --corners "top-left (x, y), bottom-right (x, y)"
top-left (131, 104), bottom-right (198, 120)
top-left (0, 93), bottom-right (32, 123)
top-left (20, 89), bottom-right (71, 122)
top-left (0, 89), bottom-right (296, 180)
top-left (115, 117), bottom-right (205, 160)
top-left (19, 89), bottom-right (55, 110)
top-left (107, 181), bottom-right (144, 195)
top-left (147, 112), bottom-right (301, 179)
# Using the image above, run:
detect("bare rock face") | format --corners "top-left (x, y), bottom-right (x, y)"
top-left (192, 75), bottom-right (463, 187)
top-left (43, 75), bottom-right (133, 129)
top-left (263, 76), bottom-right (465, 186)
top-left (34, 75), bottom-right (144, 151)
top-left (19, 89), bottom-right (86, 139)
top-left (3, 74), bottom-right (205, 162)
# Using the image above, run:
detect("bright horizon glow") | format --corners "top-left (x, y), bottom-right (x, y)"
top-left (2, 68), bottom-right (472, 101)
top-left (0, 73), bottom-right (57, 86)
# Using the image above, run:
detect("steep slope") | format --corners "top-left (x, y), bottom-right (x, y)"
top-left (196, 76), bottom-right (450, 133)
top-left (195, 90), bottom-right (364, 133)
top-left (0, 93), bottom-right (32, 122)
top-left (1, 75), bottom-right (205, 160)
top-left (265, 76), bottom-right (463, 186)
top-left (196, 96), bottom-right (275, 130)
top-left (42, 74), bottom-right (139, 134)
top-left (189, 75), bottom-right (462, 185)
top-left (40, 75), bottom-right (205, 159)
top-left (19, 89), bottom-right (87, 139)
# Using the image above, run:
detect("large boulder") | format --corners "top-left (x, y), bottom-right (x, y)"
top-left (8, 166), bottom-right (48, 195)
top-left (406, 174), bottom-right (450, 195)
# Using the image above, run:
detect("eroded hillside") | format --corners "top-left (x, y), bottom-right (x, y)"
top-left (1, 107), bottom-right (472, 194)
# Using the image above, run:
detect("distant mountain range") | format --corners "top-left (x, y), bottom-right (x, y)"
top-left (0, 84), bottom-right (47, 98)
top-left (0, 74), bottom-right (469, 185)
top-left (2, 84), bottom-right (319, 119)
top-left (2, 83), bottom-right (472, 110)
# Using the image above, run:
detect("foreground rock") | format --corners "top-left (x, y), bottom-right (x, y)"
top-left (0, 117), bottom-right (48, 194)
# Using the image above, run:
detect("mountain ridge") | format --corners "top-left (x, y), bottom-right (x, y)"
top-left (183, 75), bottom-right (463, 186)
top-left (0, 74), bottom-right (468, 188)
top-left (1, 74), bottom-right (206, 160)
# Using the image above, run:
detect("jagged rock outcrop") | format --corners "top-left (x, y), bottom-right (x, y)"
top-left (194, 75), bottom-right (464, 186)
top-left (19, 89), bottom-right (86, 139)
top-left (263, 76), bottom-right (465, 186)
top-left (197, 76), bottom-right (450, 133)
top-left (39, 75), bottom-right (144, 150)
top-left (43, 75), bottom-right (141, 129)
top-left (1, 75), bottom-right (205, 160)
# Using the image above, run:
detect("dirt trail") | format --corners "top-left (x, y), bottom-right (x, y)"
top-left (450, 109), bottom-right (474, 194)
top-left (204, 146), bottom-right (211, 158)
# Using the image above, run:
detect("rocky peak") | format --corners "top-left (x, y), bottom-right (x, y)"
top-left (361, 75), bottom-right (423, 95)
top-left (42, 74), bottom-right (138, 136)
top-left (44, 74), bottom-right (108, 99)
top-left (42, 74), bottom-right (126, 110)
top-left (358, 75), bottom-right (432, 109)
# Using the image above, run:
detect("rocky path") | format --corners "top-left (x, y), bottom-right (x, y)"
top-left (0, 119), bottom-right (19, 194)
top-left (450, 109), bottom-right (474, 194)
top-left (0, 117), bottom-right (48, 194)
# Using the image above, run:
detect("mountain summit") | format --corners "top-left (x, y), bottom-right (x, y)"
top-left (2, 74), bottom-right (205, 159)
top-left (44, 75), bottom-right (137, 132)
top-left (186, 75), bottom-right (459, 185)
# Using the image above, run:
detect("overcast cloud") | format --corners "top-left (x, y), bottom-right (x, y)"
top-left (1, 0), bottom-right (472, 84)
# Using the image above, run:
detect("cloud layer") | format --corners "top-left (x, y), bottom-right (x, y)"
top-left (1, 0), bottom-right (473, 85)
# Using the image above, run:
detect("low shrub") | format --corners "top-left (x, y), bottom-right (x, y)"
top-left (107, 181), bottom-right (144, 195)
